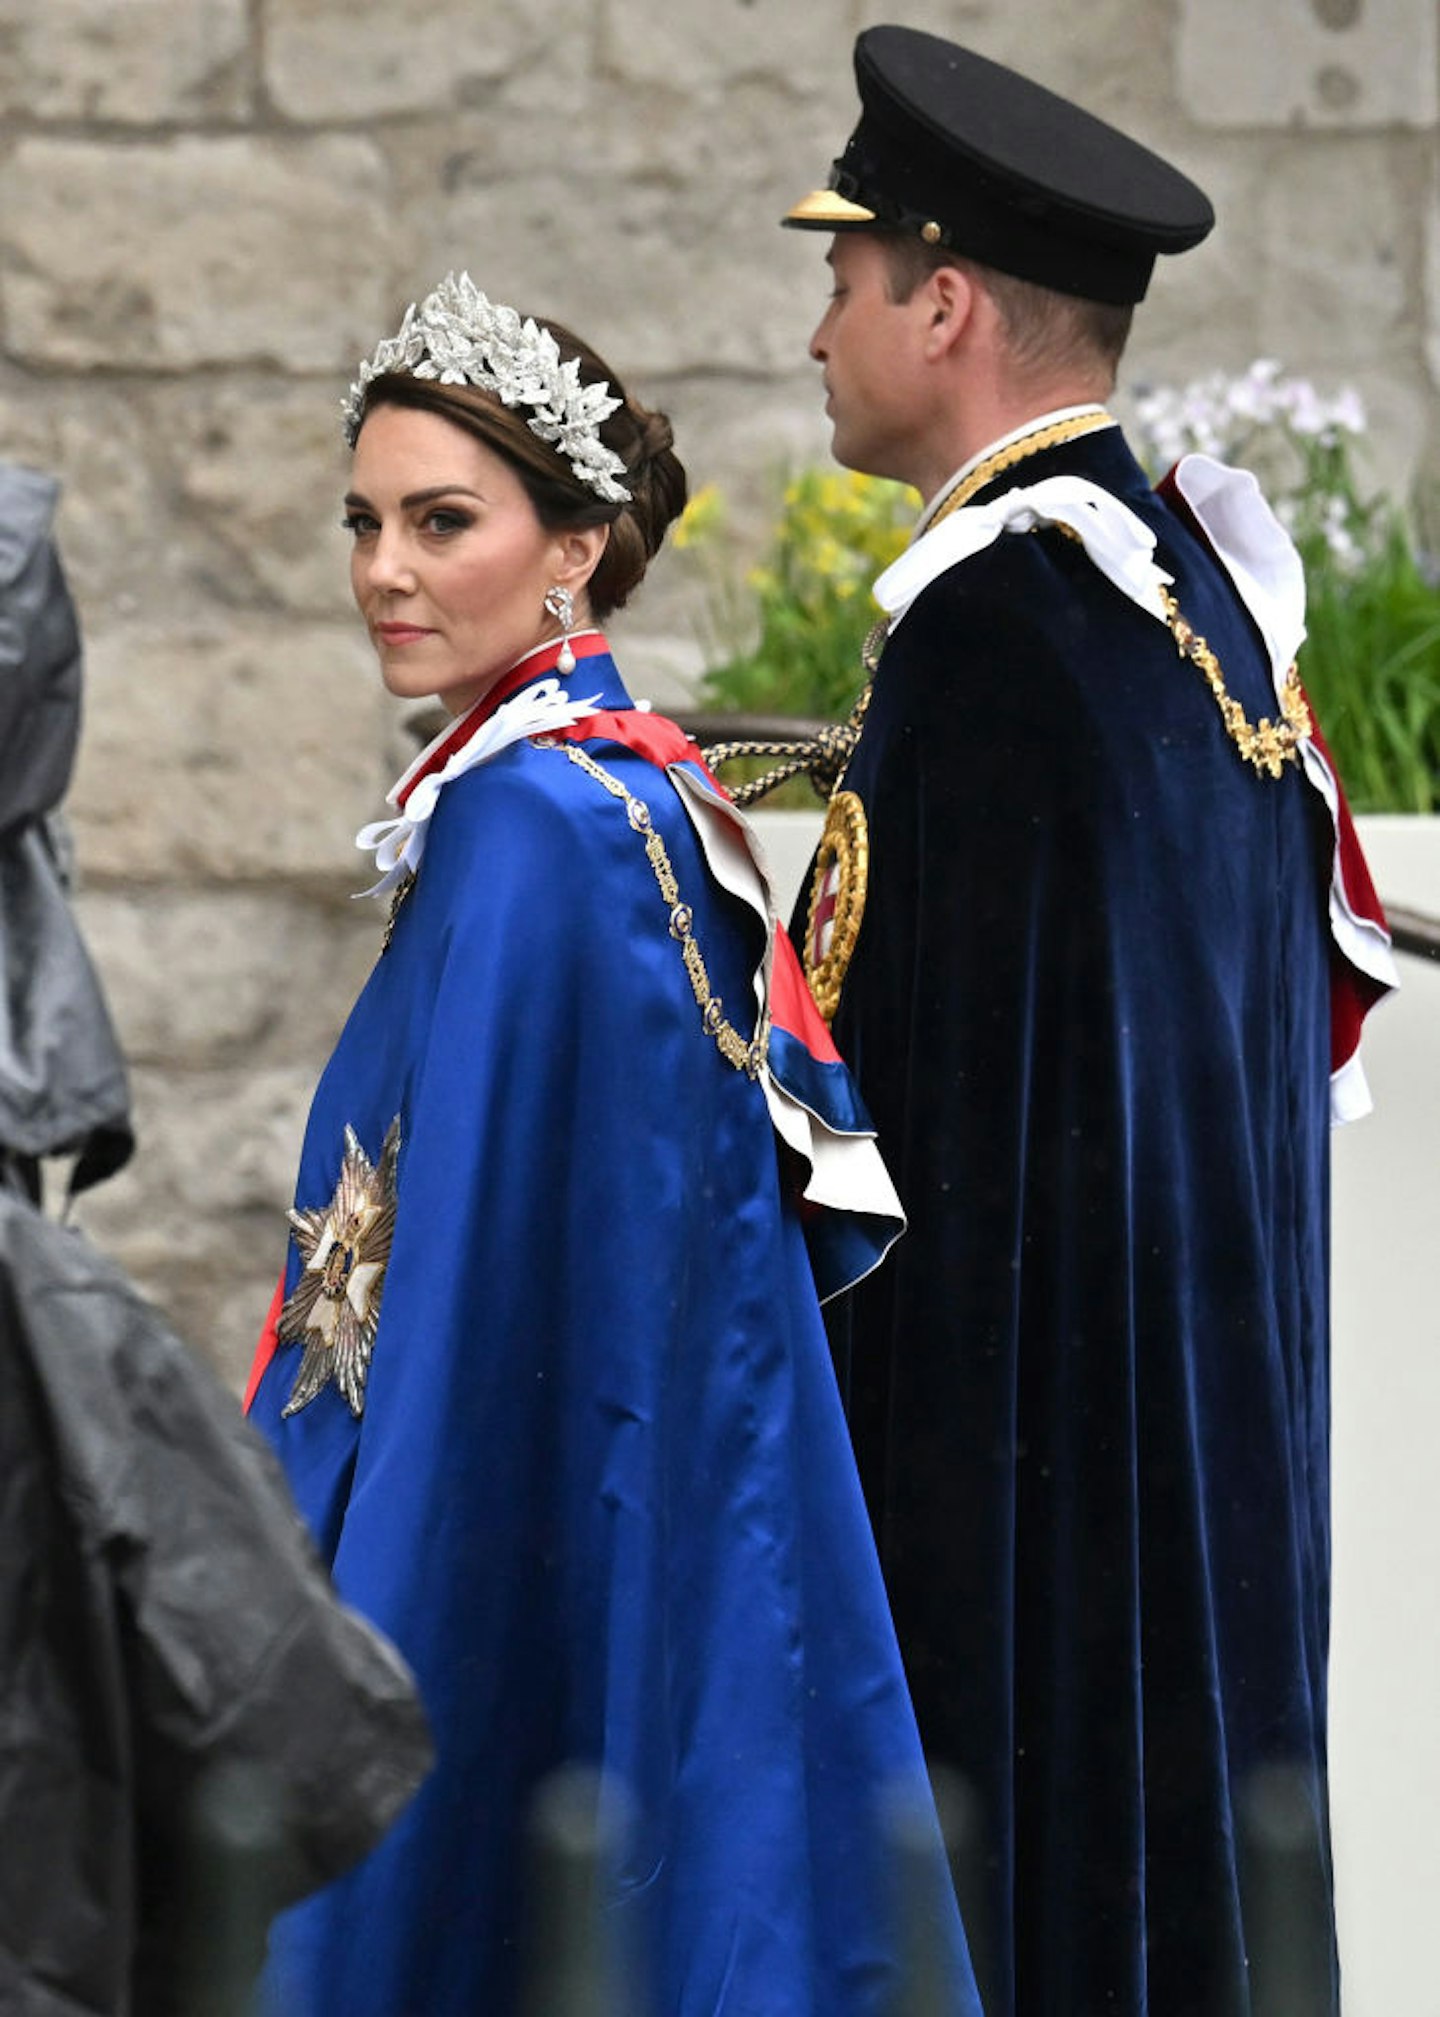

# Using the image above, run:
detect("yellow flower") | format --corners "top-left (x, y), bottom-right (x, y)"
top-left (672, 482), bottom-right (723, 550)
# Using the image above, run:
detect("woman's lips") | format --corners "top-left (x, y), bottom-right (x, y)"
top-left (375, 622), bottom-right (435, 646)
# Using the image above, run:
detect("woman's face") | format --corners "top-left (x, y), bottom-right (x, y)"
top-left (344, 401), bottom-right (591, 716)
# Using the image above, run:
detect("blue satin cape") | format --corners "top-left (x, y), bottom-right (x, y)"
top-left (247, 650), bottom-right (979, 2017)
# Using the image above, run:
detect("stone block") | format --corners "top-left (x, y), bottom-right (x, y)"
top-left (150, 1242), bottom-right (282, 1394)
top-left (1120, 144), bottom-right (1268, 387)
top-left (172, 381), bottom-right (357, 619)
top-left (853, 0), bottom-right (994, 45)
top-left (1252, 139), bottom-right (1411, 368)
top-left (46, 394), bottom-right (180, 623)
top-left (1425, 187), bottom-right (1440, 400)
top-left (1115, 136), bottom-right (1423, 508)
top-left (2, 137), bottom-right (395, 372)
top-left (0, 0), bottom-right (249, 122)
top-left (1179, 0), bottom-right (1437, 129)
top-left (72, 886), bottom-right (380, 1071)
top-left (73, 1062), bottom-right (313, 1389)
top-left (384, 56), bottom-right (853, 375)
top-left (67, 619), bottom-right (399, 884)
top-left (414, 161), bottom-right (823, 378)
top-left (669, 369), bottom-right (841, 512)
top-left (0, 379), bottom-right (354, 623)
top-left (263, 0), bottom-right (580, 119)
top-left (599, 0), bottom-right (851, 93)
top-left (854, 0), bottom-right (1175, 137)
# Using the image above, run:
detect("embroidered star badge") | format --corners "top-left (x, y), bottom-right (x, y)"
top-left (277, 1117), bottom-right (401, 1418)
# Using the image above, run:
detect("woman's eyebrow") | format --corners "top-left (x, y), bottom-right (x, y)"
top-left (343, 484), bottom-right (485, 511)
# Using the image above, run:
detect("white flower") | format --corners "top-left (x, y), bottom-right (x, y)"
top-left (1329, 386), bottom-right (1367, 436)
top-left (1277, 377), bottom-right (1331, 440)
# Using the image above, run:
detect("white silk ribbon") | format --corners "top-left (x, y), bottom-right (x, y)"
top-left (874, 474), bottom-right (1174, 631)
top-left (354, 678), bottom-right (600, 897)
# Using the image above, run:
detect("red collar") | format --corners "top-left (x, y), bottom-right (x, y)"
top-left (394, 632), bottom-right (611, 811)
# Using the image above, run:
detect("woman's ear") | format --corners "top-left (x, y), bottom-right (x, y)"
top-left (553, 523), bottom-right (610, 596)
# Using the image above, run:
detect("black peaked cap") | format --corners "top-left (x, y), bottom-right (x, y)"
top-left (784, 27), bottom-right (1214, 305)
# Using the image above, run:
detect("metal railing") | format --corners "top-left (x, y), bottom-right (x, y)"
top-left (1386, 903), bottom-right (1440, 963)
top-left (681, 714), bottom-right (1440, 966)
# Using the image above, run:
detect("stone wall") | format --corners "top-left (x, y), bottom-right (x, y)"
top-left (3, 0), bottom-right (1436, 1385)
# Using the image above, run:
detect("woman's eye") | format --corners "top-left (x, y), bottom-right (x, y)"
top-left (340, 511), bottom-right (378, 538)
top-left (423, 508), bottom-right (471, 536)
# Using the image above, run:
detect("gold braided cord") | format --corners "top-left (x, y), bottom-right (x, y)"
top-left (537, 737), bottom-right (770, 1079)
top-left (701, 653), bottom-right (880, 808)
top-left (928, 409), bottom-right (1118, 523)
top-left (804, 790), bottom-right (870, 1024)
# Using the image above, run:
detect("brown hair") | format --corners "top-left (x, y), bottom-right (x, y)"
top-left (355, 319), bottom-right (688, 622)
top-left (878, 232), bottom-right (1134, 389)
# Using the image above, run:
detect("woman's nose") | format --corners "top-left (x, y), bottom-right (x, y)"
top-left (363, 527), bottom-right (416, 593)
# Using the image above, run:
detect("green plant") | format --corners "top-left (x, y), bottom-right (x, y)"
top-left (1294, 521), bottom-right (1440, 812)
top-left (681, 468), bottom-right (916, 721)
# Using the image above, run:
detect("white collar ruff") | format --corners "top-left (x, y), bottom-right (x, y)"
top-left (353, 676), bottom-right (601, 897)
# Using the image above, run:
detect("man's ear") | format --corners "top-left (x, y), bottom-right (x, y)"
top-left (920, 264), bottom-right (975, 360)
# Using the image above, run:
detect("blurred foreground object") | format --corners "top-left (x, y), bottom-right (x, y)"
top-left (1239, 1763), bottom-right (1337, 2017)
top-left (0, 463), bottom-right (132, 1200)
top-left (519, 1769), bottom-right (633, 2017)
top-left (0, 1184), bottom-right (433, 2015)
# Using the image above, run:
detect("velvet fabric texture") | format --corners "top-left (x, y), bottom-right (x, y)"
top-left (247, 649), bottom-right (980, 2017)
top-left (813, 426), bottom-right (1341, 2016)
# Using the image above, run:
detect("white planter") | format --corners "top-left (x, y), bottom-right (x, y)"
top-left (1353, 810), bottom-right (1440, 920)
top-left (1332, 816), bottom-right (1440, 2017)
top-left (749, 807), bottom-right (824, 920)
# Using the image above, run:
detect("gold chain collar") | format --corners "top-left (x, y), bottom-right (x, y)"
top-left (894, 408), bottom-right (1310, 781)
top-left (538, 737), bottom-right (771, 1078)
top-left (1162, 590), bottom-right (1310, 777)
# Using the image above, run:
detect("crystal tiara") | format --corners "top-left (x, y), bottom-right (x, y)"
top-left (342, 271), bottom-right (633, 504)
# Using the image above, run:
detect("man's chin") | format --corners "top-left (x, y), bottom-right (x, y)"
top-left (826, 427), bottom-right (862, 472)
top-left (831, 439), bottom-right (879, 480)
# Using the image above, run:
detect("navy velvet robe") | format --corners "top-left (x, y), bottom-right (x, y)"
top-left (812, 427), bottom-right (1340, 2015)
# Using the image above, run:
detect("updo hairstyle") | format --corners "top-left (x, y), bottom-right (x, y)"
top-left (356, 320), bottom-right (688, 623)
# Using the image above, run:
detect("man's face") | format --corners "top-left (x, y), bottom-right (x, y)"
top-left (808, 233), bottom-right (935, 486)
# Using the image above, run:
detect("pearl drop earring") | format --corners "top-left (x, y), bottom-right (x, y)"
top-left (543, 585), bottom-right (576, 674)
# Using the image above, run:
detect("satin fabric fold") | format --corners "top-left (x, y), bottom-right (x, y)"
top-left (248, 649), bottom-right (978, 2017)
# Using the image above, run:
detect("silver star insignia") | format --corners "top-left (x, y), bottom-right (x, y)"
top-left (277, 1117), bottom-right (401, 1418)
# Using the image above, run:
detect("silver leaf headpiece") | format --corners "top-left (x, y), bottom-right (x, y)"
top-left (342, 271), bottom-right (632, 504)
